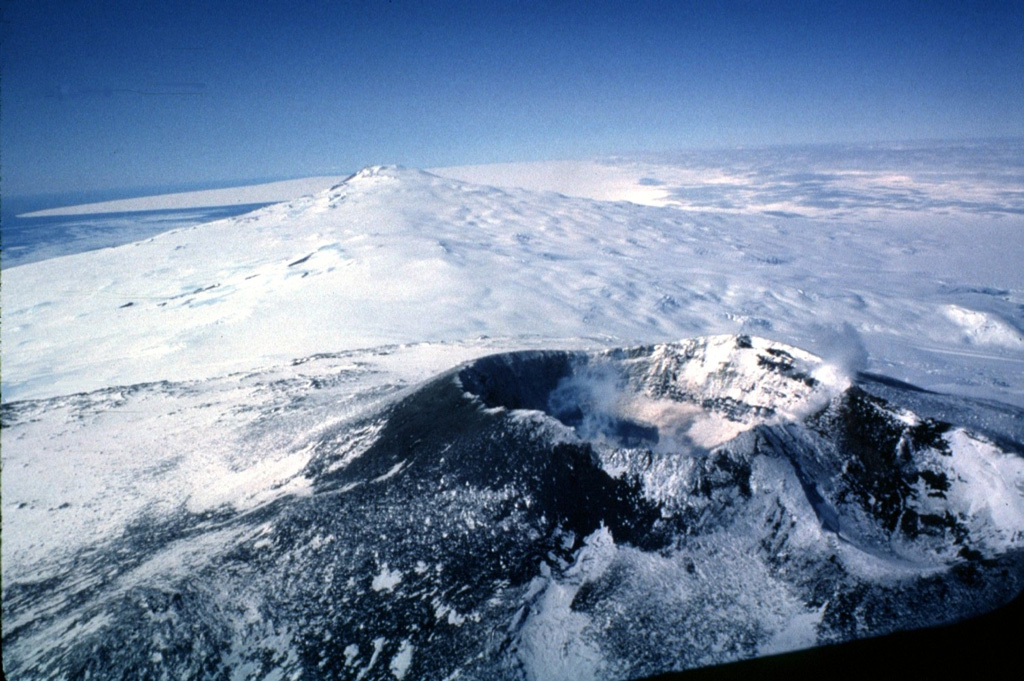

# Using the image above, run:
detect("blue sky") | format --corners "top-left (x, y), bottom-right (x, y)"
top-left (2, 1), bottom-right (1022, 197)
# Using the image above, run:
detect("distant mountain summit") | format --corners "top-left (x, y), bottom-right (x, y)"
top-left (6, 336), bottom-right (1022, 679)
top-left (4, 156), bottom-right (1022, 406)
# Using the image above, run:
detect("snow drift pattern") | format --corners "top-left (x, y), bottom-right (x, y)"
top-left (5, 161), bottom-right (1023, 408)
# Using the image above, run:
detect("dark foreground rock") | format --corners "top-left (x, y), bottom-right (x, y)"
top-left (4, 336), bottom-right (1024, 680)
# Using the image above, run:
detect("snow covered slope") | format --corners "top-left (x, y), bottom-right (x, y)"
top-left (3, 143), bottom-right (1023, 679)
top-left (3, 337), bottom-right (1023, 679)
top-left (4, 155), bottom-right (1023, 405)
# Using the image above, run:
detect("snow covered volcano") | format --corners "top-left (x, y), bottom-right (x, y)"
top-left (3, 146), bottom-right (1024, 679)
top-left (3, 336), bottom-right (1024, 679)
top-left (4, 160), bottom-right (1023, 405)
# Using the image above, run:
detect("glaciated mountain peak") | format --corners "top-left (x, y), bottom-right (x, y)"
top-left (344, 164), bottom-right (412, 184)
top-left (331, 164), bottom-right (449, 193)
top-left (4, 157), bottom-right (1022, 407)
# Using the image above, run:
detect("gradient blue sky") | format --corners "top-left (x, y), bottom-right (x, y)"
top-left (2, 0), bottom-right (1022, 197)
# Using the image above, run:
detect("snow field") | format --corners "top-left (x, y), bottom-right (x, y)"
top-left (5, 161), bottom-right (1022, 408)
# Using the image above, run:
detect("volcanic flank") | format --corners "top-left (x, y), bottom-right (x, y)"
top-left (4, 336), bottom-right (1023, 679)
top-left (4, 149), bottom-right (1024, 679)
top-left (5, 164), bottom-right (1023, 407)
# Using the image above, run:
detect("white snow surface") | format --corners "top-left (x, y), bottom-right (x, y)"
top-left (2, 148), bottom-right (1024, 679)
top-left (389, 640), bottom-right (414, 680)
top-left (4, 153), bottom-right (1023, 407)
top-left (2, 146), bottom-right (1023, 680)
top-left (0, 340), bottom-right (524, 581)
top-left (372, 564), bottom-right (403, 593)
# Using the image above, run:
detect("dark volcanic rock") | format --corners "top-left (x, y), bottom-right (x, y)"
top-left (4, 336), bottom-right (1024, 680)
